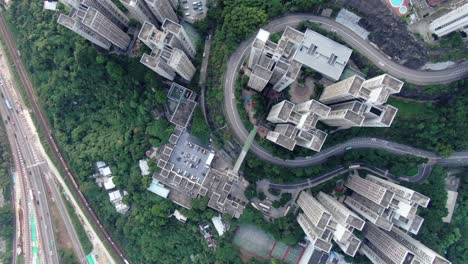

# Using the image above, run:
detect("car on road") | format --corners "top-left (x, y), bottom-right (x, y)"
top-left (185, 12), bottom-right (190, 16)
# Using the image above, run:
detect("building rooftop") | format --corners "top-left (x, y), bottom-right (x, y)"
top-left (256, 28), bottom-right (270, 42)
top-left (379, 105), bottom-right (398, 127)
top-left (162, 19), bottom-right (182, 34)
top-left (103, 176), bottom-right (116, 190)
top-left (140, 53), bottom-right (159, 68)
top-left (252, 64), bottom-right (273, 80)
top-left (267, 131), bottom-right (297, 151)
top-left (168, 132), bottom-right (212, 185)
top-left (139, 159), bottom-right (150, 176)
top-left (294, 29), bottom-right (352, 81)
top-left (166, 83), bottom-right (198, 128)
top-left (147, 178), bottom-right (171, 198)
top-left (206, 169), bottom-right (247, 218)
top-left (277, 101), bottom-right (295, 122)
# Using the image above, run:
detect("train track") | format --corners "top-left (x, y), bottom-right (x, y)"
top-left (0, 13), bottom-right (129, 264)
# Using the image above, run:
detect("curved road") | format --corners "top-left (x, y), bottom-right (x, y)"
top-left (266, 163), bottom-right (433, 191)
top-left (224, 14), bottom-right (468, 168)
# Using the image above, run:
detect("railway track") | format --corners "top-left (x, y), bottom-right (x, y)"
top-left (0, 13), bottom-right (129, 264)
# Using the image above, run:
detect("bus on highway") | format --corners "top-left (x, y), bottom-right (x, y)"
top-left (4, 99), bottom-right (12, 110)
top-left (345, 146), bottom-right (353, 151)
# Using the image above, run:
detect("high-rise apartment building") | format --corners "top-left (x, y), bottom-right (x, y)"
top-left (266, 100), bottom-right (330, 152)
top-left (140, 51), bottom-right (177, 80)
top-left (166, 48), bottom-right (196, 81)
top-left (319, 74), bottom-right (403, 129)
top-left (344, 172), bottom-right (429, 235)
top-left (247, 26), bottom-right (354, 92)
top-left (345, 174), bottom-right (395, 208)
top-left (429, 3), bottom-right (468, 37)
top-left (58, 13), bottom-right (112, 50)
top-left (266, 124), bottom-right (299, 151)
top-left (387, 227), bottom-right (451, 264)
top-left (297, 192), bottom-right (365, 257)
top-left (345, 192), bottom-right (395, 231)
top-left (119, 0), bottom-right (159, 26)
top-left (365, 175), bottom-right (430, 208)
top-left (316, 192), bottom-right (364, 257)
top-left (81, 0), bottom-right (130, 30)
top-left (297, 192), bottom-right (334, 253)
top-left (138, 21), bottom-right (195, 81)
top-left (361, 223), bottom-right (416, 264)
top-left (247, 27), bottom-right (305, 92)
top-left (58, 5), bottom-right (131, 50)
top-left (161, 19), bottom-right (196, 58)
top-left (319, 75), bottom-right (368, 104)
top-left (144, 0), bottom-right (179, 24)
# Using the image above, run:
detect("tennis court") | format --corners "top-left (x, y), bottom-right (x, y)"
top-left (232, 225), bottom-right (306, 264)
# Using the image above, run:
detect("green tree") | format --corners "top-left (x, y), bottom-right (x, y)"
top-left (222, 6), bottom-right (268, 43)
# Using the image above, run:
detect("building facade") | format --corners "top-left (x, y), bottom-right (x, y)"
top-left (138, 21), bottom-right (196, 81)
top-left (81, 0), bottom-right (130, 30)
top-left (361, 223), bottom-right (415, 264)
top-left (319, 74), bottom-right (403, 129)
top-left (119, 0), bottom-right (160, 26)
top-left (144, 0), bottom-right (179, 24)
top-left (58, 5), bottom-right (131, 50)
top-left (266, 99), bottom-right (330, 152)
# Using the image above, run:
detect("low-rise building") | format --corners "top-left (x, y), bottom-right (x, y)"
top-left (293, 29), bottom-right (352, 81)
top-left (109, 190), bottom-right (130, 214)
top-left (429, 3), bottom-right (468, 37)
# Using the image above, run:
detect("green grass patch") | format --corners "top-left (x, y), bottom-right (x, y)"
top-left (387, 97), bottom-right (433, 118)
top-left (190, 107), bottom-right (210, 145)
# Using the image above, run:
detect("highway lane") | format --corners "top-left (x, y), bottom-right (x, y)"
top-left (0, 61), bottom-right (85, 262)
top-left (0, 13), bottom-right (126, 263)
top-left (223, 14), bottom-right (468, 169)
top-left (0, 69), bottom-right (58, 263)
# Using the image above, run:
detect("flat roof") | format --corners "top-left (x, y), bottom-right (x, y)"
top-left (211, 216), bottom-right (225, 236)
top-left (294, 29), bottom-right (352, 81)
top-left (163, 19), bottom-right (182, 34)
top-left (256, 29), bottom-right (270, 43)
top-left (168, 132), bottom-right (212, 184)
top-left (167, 83), bottom-right (198, 128)
top-left (147, 179), bottom-right (171, 198)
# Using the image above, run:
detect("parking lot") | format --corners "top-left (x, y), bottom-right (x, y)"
top-left (169, 132), bottom-right (212, 184)
top-left (181, 0), bottom-right (207, 22)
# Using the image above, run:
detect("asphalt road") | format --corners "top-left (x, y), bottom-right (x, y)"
top-left (224, 14), bottom-right (468, 169)
top-left (266, 162), bottom-right (434, 191)
top-left (0, 67), bottom-right (58, 263)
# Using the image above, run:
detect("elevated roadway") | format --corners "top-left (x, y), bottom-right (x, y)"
top-left (224, 14), bottom-right (468, 169)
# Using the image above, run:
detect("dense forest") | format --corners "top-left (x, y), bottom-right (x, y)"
top-left (4, 1), bottom-right (221, 263)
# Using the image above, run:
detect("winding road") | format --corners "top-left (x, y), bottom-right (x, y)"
top-left (263, 163), bottom-right (434, 191)
top-left (224, 14), bottom-right (468, 168)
